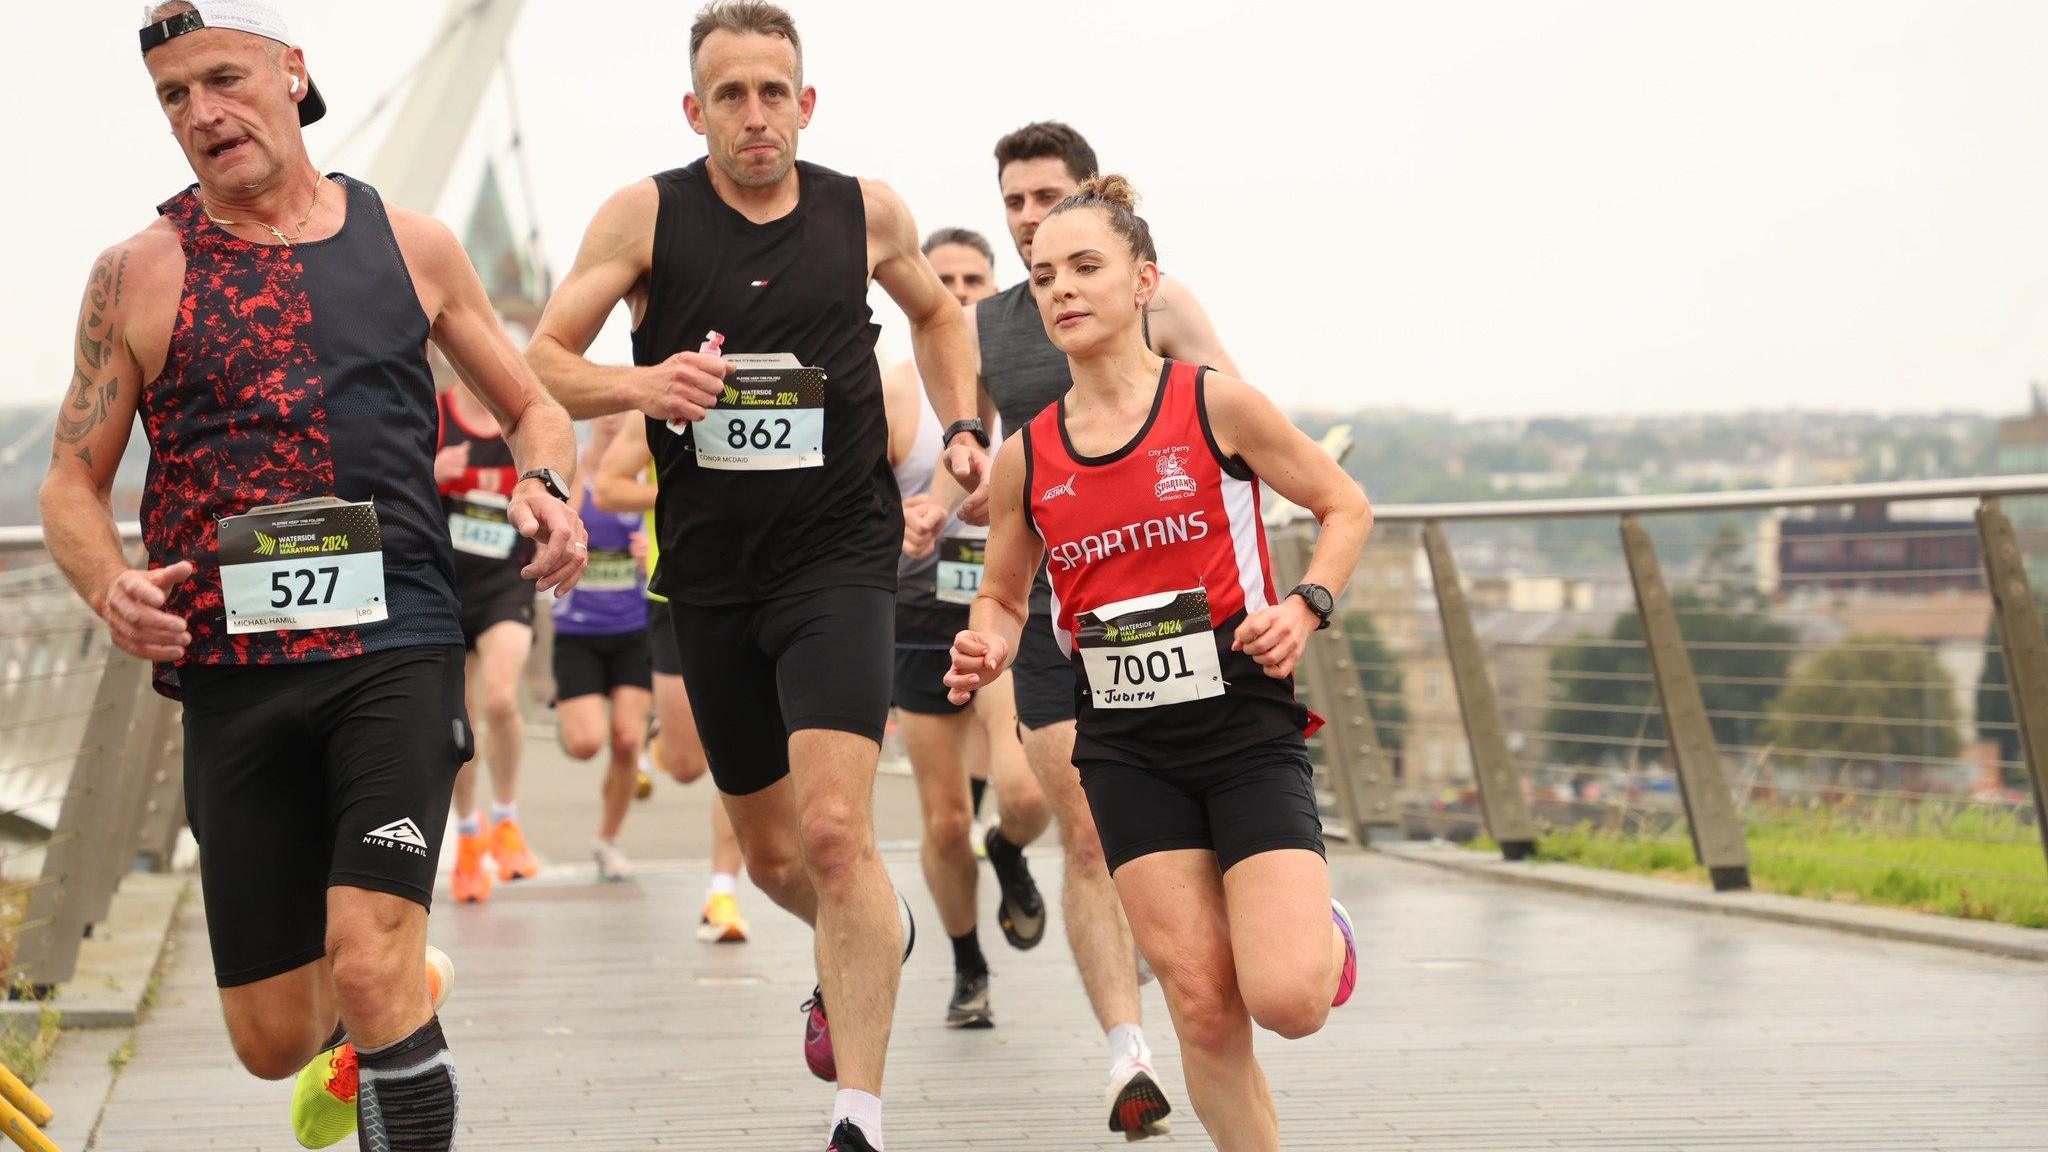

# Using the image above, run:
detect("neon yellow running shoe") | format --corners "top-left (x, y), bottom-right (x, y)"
top-left (290, 946), bottom-right (454, 1148)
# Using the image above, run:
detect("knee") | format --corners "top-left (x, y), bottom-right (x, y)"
top-left (657, 738), bottom-right (708, 784)
top-left (326, 924), bottom-right (411, 1022)
top-left (800, 801), bottom-right (872, 882)
top-left (562, 727), bottom-right (604, 761)
top-left (1160, 963), bottom-right (1246, 1052)
top-left (922, 804), bottom-right (973, 858)
top-left (1244, 982), bottom-right (1331, 1041)
top-left (482, 683), bottom-right (521, 724)
top-left (1060, 814), bottom-right (1109, 876)
top-left (230, 1022), bottom-right (323, 1081)
top-left (608, 729), bottom-right (642, 765)
top-left (742, 836), bottom-right (803, 898)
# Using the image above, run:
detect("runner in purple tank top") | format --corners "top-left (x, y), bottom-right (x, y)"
top-left (552, 415), bottom-right (656, 880)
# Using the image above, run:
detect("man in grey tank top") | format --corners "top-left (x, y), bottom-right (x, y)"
top-left (966, 120), bottom-right (1241, 1139)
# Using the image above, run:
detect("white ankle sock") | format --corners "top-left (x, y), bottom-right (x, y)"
top-left (832, 1089), bottom-right (882, 1149)
top-left (457, 812), bottom-right (482, 838)
top-left (490, 801), bottom-right (517, 825)
top-left (1108, 1023), bottom-right (1148, 1067)
top-left (709, 872), bottom-right (737, 896)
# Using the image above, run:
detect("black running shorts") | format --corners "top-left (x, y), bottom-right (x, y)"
top-left (458, 576), bottom-right (534, 649)
top-left (668, 586), bottom-right (894, 795)
top-left (552, 630), bottom-right (653, 700)
top-left (646, 598), bottom-right (683, 677)
top-left (1013, 610), bottom-right (1077, 732)
top-left (892, 646), bottom-right (967, 717)
top-left (1079, 734), bottom-right (1326, 874)
top-left (180, 644), bottom-right (469, 988)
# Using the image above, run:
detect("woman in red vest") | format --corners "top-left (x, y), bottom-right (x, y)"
top-left (946, 175), bottom-right (1373, 1151)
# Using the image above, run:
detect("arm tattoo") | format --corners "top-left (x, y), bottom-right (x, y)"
top-left (56, 249), bottom-right (126, 447)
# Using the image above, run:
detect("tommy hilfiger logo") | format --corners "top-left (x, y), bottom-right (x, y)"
top-left (1042, 473), bottom-right (1078, 502)
top-left (1151, 447), bottom-right (1197, 501)
top-left (363, 818), bottom-right (429, 856)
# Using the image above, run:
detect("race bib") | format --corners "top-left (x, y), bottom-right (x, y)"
top-left (1075, 588), bottom-right (1224, 710)
top-left (447, 491), bottom-right (518, 559)
top-left (683, 357), bottom-right (827, 471)
top-left (581, 548), bottom-right (639, 592)
top-left (217, 498), bottom-right (389, 633)
top-left (934, 531), bottom-right (986, 605)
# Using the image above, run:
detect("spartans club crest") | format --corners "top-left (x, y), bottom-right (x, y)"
top-left (1150, 446), bottom-right (1198, 501)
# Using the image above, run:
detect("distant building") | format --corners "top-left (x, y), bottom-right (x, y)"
top-left (1775, 502), bottom-right (1978, 595)
top-left (1992, 383), bottom-right (2048, 565)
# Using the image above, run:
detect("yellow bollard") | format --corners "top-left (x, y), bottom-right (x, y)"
top-left (0, 1095), bottom-right (58, 1152)
top-left (0, 1066), bottom-right (50, 1130)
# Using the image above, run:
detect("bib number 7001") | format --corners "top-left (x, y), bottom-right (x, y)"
top-left (1074, 588), bottom-right (1225, 710)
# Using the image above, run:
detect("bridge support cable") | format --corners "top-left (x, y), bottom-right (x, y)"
top-left (1422, 522), bottom-right (1539, 860)
top-left (1620, 515), bottom-right (1752, 891)
top-left (1975, 498), bottom-right (2048, 871)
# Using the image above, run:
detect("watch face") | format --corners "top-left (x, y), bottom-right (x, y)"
top-left (1306, 586), bottom-right (1334, 615)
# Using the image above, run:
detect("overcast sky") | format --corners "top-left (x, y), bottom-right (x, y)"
top-left (6, 1), bottom-right (2048, 420)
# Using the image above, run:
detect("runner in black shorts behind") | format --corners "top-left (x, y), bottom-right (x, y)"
top-left (948, 175), bottom-right (1369, 1149)
top-left (39, 6), bottom-right (586, 1147)
top-left (435, 384), bottom-right (543, 903)
top-left (528, 6), bottom-right (990, 1145)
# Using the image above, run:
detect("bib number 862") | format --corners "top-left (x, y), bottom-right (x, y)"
top-left (270, 566), bottom-right (340, 608)
top-left (1107, 648), bottom-right (1195, 686)
top-left (726, 417), bottom-right (793, 451)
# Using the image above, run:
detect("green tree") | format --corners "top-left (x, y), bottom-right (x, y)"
top-left (1543, 594), bottom-right (1795, 765)
top-left (1342, 609), bottom-right (1406, 753)
top-left (1762, 635), bottom-right (1959, 763)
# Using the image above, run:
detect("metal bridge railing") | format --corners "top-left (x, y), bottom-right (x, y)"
top-left (1278, 467), bottom-right (2048, 924)
top-left (0, 527), bottom-right (182, 992)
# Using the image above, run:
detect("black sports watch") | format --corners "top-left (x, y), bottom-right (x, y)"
top-left (1288, 583), bottom-right (1335, 630)
top-left (518, 467), bottom-right (570, 502)
top-left (941, 418), bottom-right (990, 449)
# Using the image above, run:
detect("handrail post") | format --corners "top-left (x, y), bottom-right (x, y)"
top-left (17, 652), bottom-right (156, 989)
top-left (1619, 515), bottom-right (1751, 891)
top-left (1269, 523), bottom-right (1400, 844)
top-left (133, 712), bottom-right (187, 874)
top-left (1421, 521), bottom-right (1538, 859)
top-left (1975, 498), bottom-right (2048, 870)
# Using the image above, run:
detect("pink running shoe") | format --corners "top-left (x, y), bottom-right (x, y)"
top-left (1331, 898), bottom-right (1358, 1007)
top-left (802, 987), bottom-right (835, 1081)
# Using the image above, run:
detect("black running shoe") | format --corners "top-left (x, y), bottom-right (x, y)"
top-left (827, 1119), bottom-right (878, 1152)
top-left (946, 970), bottom-right (995, 1029)
top-left (984, 825), bottom-right (1046, 950)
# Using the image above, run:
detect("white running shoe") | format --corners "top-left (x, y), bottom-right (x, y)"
top-left (593, 839), bottom-right (633, 882)
top-left (1106, 1045), bottom-right (1173, 1140)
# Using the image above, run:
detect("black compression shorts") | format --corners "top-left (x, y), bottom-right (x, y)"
top-left (1078, 734), bottom-right (1326, 874)
top-left (1013, 610), bottom-right (1077, 732)
top-left (458, 576), bottom-right (534, 649)
top-left (892, 646), bottom-right (967, 717)
top-left (668, 586), bottom-right (894, 795)
top-left (552, 630), bottom-right (653, 700)
top-left (646, 598), bottom-right (682, 677)
top-left (180, 644), bottom-right (469, 987)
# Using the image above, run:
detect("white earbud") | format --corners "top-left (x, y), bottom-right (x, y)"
top-left (289, 75), bottom-right (302, 94)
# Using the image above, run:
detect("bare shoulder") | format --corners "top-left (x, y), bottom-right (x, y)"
top-left (85, 219), bottom-right (185, 369)
top-left (1198, 369), bottom-right (1272, 420)
top-left (384, 205), bottom-right (465, 271)
top-left (858, 177), bottom-right (913, 239)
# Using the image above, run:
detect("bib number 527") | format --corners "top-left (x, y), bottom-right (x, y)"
top-left (270, 566), bottom-right (341, 608)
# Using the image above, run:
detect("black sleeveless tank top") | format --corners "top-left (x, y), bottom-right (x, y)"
top-left (631, 159), bottom-right (899, 607)
top-left (141, 174), bottom-right (461, 696)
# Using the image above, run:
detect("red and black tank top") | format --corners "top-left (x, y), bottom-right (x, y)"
top-left (631, 159), bottom-right (899, 607)
top-left (140, 174), bottom-right (461, 696)
top-left (1023, 360), bottom-right (1308, 765)
top-left (435, 390), bottom-right (535, 585)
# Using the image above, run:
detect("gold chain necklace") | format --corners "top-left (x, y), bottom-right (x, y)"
top-left (202, 180), bottom-right (323, 245)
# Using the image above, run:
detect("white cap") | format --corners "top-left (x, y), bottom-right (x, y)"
top-left (138, 1), bottom-right (326, 125)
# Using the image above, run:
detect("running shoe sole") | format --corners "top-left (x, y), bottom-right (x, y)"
top-left (1331, 897), bottom-right (1358, 1008)
top-left (985, 826), bottom-right (1046, 950)
top-left (1107, 1069), bottom-right (1173, 1139)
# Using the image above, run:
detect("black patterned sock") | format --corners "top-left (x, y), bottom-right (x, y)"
top-left (356, 1016), bottom-right (458, 1152)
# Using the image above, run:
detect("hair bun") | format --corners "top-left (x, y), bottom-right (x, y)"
top-left (1078, 173), bottom-right (1139, 214)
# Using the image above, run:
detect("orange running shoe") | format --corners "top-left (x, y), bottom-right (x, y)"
top-left (698, 891), bottom-right (750, 943)
top-left (490, 817), bottom-right (541, 882)
top-left (451, 830), bottom-right (493, 904)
